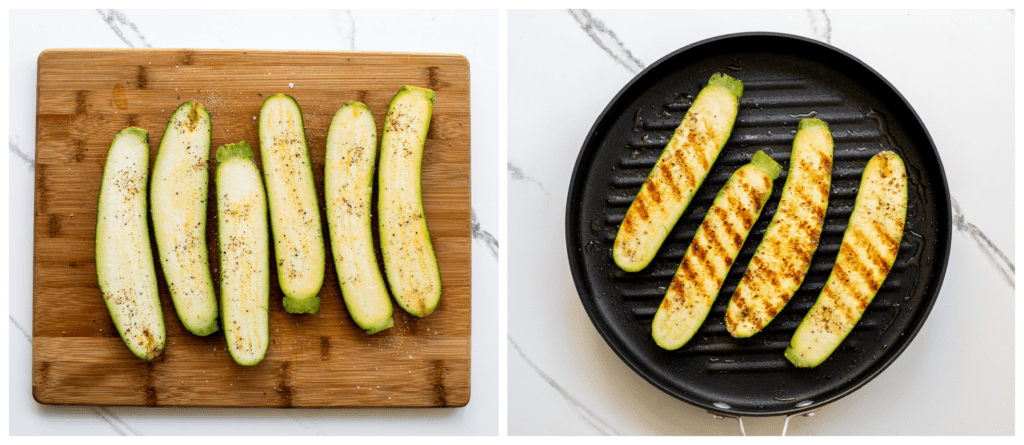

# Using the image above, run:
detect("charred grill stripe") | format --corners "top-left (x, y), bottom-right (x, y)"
top-left (634, 199), bottom-right (649, 221)
top-left (816, 149), bottom-right (833, 174)
top-left (705, 220), bottom-right (726, 257)
top-left (679, 257), bottom-right (698, 287)
top-left (852, 226), bottom-right (888, 286)
top-left (709, 204), bottom-right (733, 249)
top-left (620, 210), bottom-right (636, 235)
top-left (844, 229), bottom-right (881, 295)
top-left (871, 218), bottom-right (900, 258)
top-left (702, 117), bottom-right (718, 145)
top-left (657, 161), bottom-right (679, 200)
top-left (827, 263), bottom-right (858, 325)
top-left (690, 236), bottom-right (713, 280)
top-left (646, 175), bottom-right (663, 206)
top-left (737, 177), bottom-right (762, 232)
top-left (678, 150), bottom-right (697, 194)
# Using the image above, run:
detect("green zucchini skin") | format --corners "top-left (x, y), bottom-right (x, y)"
top-left (378, 85), bottom-right (442, 317)
top-left (613, 73), bottom-right (743, 272)
top-left (216, 142), bottom-right (271, 366)
top-left (785, 151), bottom-right (908, 368)
top-left (96, 127), bottom-right (166, 360)
top-left (651, 151), bottom-right (780, 350)
top-left (726, 118), bottom-right (834, 338)
top-left (258, 93), bottom-right (325, 313)
top-left (325, 102), bottom-right (394, 334)
top-left (150, 101), bottom-right (219, 336)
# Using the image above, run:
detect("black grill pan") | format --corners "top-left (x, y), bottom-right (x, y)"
top-left (565, 32), bottom-right (951, 417)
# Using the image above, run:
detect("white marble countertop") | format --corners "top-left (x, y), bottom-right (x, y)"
top-left (508, 9), bottom-right (1014, 435)
top-left (9, 9), bottom-right (498, 435)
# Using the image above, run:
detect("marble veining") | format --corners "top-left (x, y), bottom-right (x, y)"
top-left (807, 10), bottom-right (832, 44)
top-left (508, 162), bottom-right (549, 196)
top-left (332, 10), bottom-right (356, 51)
top-left (510, 336), bottom-right (620, 435)
top-left (952, 198), bottom-right (1014, 288)
top-left (96, 9), bottom-right (152, 48)
top-left (10, 139), bottom-right (34, 170)
top-left (10, 315), bottom-right (31, 342)
top-left (567, 9), bottom-right (645, 75)
top-left (15, 312), bottom-right (137, 436)
top-left (89, 407), bottom-right (139, 435)
top-left (287, 413), bottom-right (326, 435)
top-left (472, 209), bottom-right (499, 260)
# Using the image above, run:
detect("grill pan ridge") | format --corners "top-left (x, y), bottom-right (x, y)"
top-left (566, 33), bottom-right (951, 417)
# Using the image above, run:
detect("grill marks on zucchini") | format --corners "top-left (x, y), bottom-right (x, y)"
top-left (326, 102), bottom-right (394, 334)
top-left (726, 118), bottom-right (834, 338)
top-left (258, 94), bottom-right (325, 313)
top-left (785, 151), bottom-right (907, 368)
top-left (379, 85), bottom-right (442, 317)
top-left (216, 142), bottom-right (270, 366)
top-left (614, 73), bottom-right (743, 272)
top-left (652, 151), bottom-right (780, 350)
top-left (151, 101), bottom-right (219, 336)
top-left (96, 127), bottom-right (165, 360)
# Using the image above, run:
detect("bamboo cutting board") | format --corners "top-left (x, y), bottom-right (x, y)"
top-left (32, 49), bottom-right (471, 407)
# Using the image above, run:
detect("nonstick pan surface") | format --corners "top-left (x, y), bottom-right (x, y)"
top-left (565, 33), bottom-right (951, 417)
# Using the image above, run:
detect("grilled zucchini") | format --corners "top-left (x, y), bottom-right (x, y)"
top-left (726, 118), bottom-right (834, 337)
top-left (258, 94), bottom-right (325, 313)
top-left (613, 73), bottom-right (743, 272)
top-left (325, 102), bottom-right (394, 334)
top-left (652, 151), bottom-right (781, 350)
top-left (379, 85), bottom-right (442, 317)
top-left (95, 127), bottom-right (165, 360)
top-left (785, 151), bottom-right (907, 368)
top-left (150, 101), bottom-right (219, 336)
top-left (216, 142), bottom-right (271, 366)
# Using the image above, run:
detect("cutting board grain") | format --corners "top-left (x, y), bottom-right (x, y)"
top-left (32, 49), bottom-right (471, 408)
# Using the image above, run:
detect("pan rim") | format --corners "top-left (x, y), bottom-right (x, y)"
top-left (564, 31), bottom-right (952, 417)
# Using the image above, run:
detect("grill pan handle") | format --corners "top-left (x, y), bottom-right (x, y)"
top-left (710, 411), bottom-right (817, 436)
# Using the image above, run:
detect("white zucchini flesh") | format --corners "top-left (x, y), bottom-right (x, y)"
top-left (216, 142), bottom-right (270, 366)
top-left (95, 127), bottom-right (165, 360)
top-left (613, 73), bottom-right (744, 272)
top-left (378, 85), bottom-right (442, 317)
top-left (785, 151), bottom-right (907, 368)
top-left (151, 101), bottom-right (219, 336)
top-left (325, 102), bottom-right (394, 334)
top-left (651, 151), bottom-right (780, 350)
top-left (726, 118), bottom-right (834, 338)
top-left (258, 94), bottom-right (325, 313)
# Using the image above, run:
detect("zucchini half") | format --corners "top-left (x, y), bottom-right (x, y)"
top-left (258, 93), bottom-right (326, 313)
top-left (216, 142), bottom-right (270, 366)
top-left (726, 118), bottom-right (834, 338)
top-left (150, 101), bottom-right (219, 336)
top-left (613, 73), bottom-right (744, 272)
top-left (651, 151), bottom-right (781, 350)
top-left (95, 127), bottom-right (165, 360)
top-left (325, 102), bottom-right (394, 334)
top-left (785, 151), bottom-right (907, 368)
top-left (378, 85), bottom-right (442, 317)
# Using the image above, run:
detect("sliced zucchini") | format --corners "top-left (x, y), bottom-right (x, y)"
top-left (258, 93), bottom-right (325, 313)
top-left (150, 101), bottom-right (219, 336)
top-left (785, 151), bottom-right (907, 368)
top-left (378, 85), bottom-right (442, 317)
top-left (95, 127), bottom-right (165, 360)
top-left (325, 102), bottom-right (394, 334)
top-left (613, 73), bottom-right (744, 272)
top-left (216, 142), bottom-right (270, 366)
top-left (652, 151), bottom-right (781, 350)
top-left (726, 118), bottom-right (834, 338)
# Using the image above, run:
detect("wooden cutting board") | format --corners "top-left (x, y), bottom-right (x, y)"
top-left (32, 49), bottom-right (471, 408)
